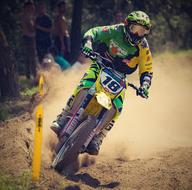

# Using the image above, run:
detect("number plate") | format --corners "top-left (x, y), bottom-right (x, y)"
top-left (100, 69), bottom-right (125, 94)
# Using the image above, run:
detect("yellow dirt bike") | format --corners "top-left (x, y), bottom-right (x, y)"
top-left (51, 51), bottom-right (140, 173)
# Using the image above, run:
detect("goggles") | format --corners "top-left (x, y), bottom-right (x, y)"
top-left (129, 24), bottom-right (150, 37)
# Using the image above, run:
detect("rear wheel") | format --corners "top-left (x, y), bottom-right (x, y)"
top-left (52, 115), bottom-right (96, 173)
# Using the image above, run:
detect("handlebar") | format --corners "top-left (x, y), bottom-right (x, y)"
top-left (128, 83), bottom-right (148, 99)
top-left (83, 51), bottom-right (148, 99)
top-left (87, 51), bottom-right (113, 65)
top-left (128, 83), bottom-right (139, 91)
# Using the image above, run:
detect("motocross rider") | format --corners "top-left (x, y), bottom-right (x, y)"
top-left (51, 11), bottom-right (153, 155)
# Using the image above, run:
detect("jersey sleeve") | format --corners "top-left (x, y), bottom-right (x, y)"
top-left (138, 38), bottom-right (153, 87)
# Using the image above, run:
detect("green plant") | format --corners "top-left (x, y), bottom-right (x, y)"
top-left (20, 87), bottom-right (38, 97)
top-left (0, 171), bottom-right (31, 190)
top-left (0, 107), bottom-right (9, 121)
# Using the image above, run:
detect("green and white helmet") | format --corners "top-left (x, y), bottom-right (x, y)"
top-left (124, 11), bottom-right (152, 45)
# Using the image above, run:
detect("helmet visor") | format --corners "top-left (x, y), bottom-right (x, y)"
top-left (129, 24), bottom-right (150, 37)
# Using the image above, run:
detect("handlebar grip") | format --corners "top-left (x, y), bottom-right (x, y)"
top-left (128, 83), bottom-right (139, 91)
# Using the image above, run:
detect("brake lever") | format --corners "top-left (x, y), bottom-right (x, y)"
top-left (128, 83), bottom-right (148, 99)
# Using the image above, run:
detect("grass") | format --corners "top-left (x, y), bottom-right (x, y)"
top-left (0, 77), bottom-right (39, 121)
top-left (0, 107), bottom-right (9, 121)
top-left (0, 172), bottom-right (31, 190)
top-left (20, 86), bottom-right (38, 97)
top-left (19, 77), bottom-right (38, 97)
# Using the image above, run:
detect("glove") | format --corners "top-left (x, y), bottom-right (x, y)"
top-left (82, 40), bottom-right (93, 57)
top-left (137, 85), bottom-right (149, 99)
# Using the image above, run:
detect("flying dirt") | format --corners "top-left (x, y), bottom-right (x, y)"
top-left (0, 51), bottom-right (192, 190)
top-left (42, 52), bottom-right (192, 160)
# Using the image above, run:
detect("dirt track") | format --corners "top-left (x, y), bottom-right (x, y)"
top-left (0, 52), bottom-right (192, 189)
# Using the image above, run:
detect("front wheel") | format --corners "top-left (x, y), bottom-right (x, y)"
top-left (52, 115), bottom-right (96, 173)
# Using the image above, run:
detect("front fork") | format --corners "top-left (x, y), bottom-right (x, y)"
top-left (59, 84), bottom-right (111, 153)
top-left (59, 85), bottom-right (96, 139)
top-left (81, 108), bottom-right (107, 150)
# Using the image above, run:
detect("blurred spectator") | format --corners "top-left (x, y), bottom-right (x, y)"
top-left (36, 2), bottom-right (52, 63)
top-left (53, 1), bottom-right (70, 60)
top-left (49, 46), bottom-right (71, 70)
top-left (114, 11), bottom-right (124, 24)
top-left (21, 0), bottom-right (36, 79)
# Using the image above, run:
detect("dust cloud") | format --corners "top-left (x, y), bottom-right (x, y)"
top-left (41, 53), bottom-right (192, 163)
top-left (41, 61), bottom-right (89, 163)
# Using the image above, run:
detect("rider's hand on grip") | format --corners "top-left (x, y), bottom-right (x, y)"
top-left (137, 86), bottom-right (149, 99)
top-left (82, 40), bottom-right (93, 57)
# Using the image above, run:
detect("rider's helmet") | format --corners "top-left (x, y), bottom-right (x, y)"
top-left (124, 11), bottom-right (152, 45)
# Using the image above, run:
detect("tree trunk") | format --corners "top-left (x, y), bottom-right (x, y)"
top-left (70, 0), bottom-right (84, 63)
top-left (0, 27), bottom-right (19, 99)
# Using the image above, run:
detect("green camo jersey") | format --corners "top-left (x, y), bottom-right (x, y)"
top-left (83, 24), bottom-right (153, 85)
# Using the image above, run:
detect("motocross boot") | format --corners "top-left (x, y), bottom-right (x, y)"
top-left (50, 109), bottom-right (72, 136)
top-left (51, 90), bottom-right (88, 136)
top-left (86, 120), bottom-right (114, 155)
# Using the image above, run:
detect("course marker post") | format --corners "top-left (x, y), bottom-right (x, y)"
top-left (39, 75), bottom-right (45, 97)
top-left (32, 75), bottom-right (44, 181)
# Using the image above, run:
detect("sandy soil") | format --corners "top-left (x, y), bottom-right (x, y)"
top-left (0, 52), bottom-right (192, 190)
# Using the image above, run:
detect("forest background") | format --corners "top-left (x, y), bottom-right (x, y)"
top-left (0, 0), bottom-right (191, 99)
